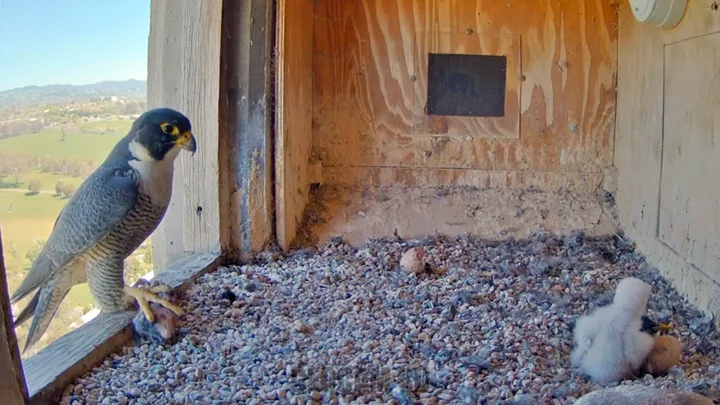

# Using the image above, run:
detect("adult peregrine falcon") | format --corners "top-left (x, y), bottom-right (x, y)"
top-left (11, 107), bottom-right (197, 353)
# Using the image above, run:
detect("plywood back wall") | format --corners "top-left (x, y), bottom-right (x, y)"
top-left (312, 0), bottom-right (618, 190)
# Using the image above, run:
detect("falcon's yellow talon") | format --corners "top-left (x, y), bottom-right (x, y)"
top-left (124, 285), bottom-right (183, 323)
top-left (138, 298), bottom-right (156, 322)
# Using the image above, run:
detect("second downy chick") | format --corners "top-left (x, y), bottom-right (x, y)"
top-left (570, 277), bottom-right (656, 385)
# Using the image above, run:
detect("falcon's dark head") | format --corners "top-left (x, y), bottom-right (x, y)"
top-left (128, 107), bottom-right (197, 162)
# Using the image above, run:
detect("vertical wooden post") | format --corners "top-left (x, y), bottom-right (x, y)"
top-left (147, 0), bottom-right (186, 271)
top-left (219, 0), bottom-right (275, 262)
top-left (148, 0), bottom-right (223, 271)
top-left (275, 0), bottom-right (315, 251)
top-left (0, 225), bottom-right (29, 404)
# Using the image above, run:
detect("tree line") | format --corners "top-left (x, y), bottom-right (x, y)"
top-left (0, 150), bottom-right (94, 189)
top-left (0, 100), bottom-right (147, 139)
top-left (0, 120), bottom-right (44, 139)
top-left (0, 99), bottom-right (146, 139)
top-left (24, 180), bottom-right (77, 198)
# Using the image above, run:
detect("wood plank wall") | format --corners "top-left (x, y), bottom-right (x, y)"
top-left (311, 0), bottom-right (618, 190)
top-left (615, 0), bottom-right (720, 324)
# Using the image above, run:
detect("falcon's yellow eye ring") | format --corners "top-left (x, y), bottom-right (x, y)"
top-left (160, 123), bottom-right (179, 135)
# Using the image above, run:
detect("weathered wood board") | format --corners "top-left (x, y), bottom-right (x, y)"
top-left (614, 0), bottom-right (720, 325)
top-left (312, 0), bottom-right (618, 181)
top-left (219, 0), bottom-right (274, 260)
top-left (147, 0), bottom-right (222, 268)
top-left (659, 32), bottom-right (720, 282)
top-left (275, 0), bottom-right (315, 250)
top-left (0, 226), bottom-right (28, 404)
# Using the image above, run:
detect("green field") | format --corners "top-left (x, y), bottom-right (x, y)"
top-left (0, 118), bottom-right (153, 357)
top-left (0, 171), bottom-right (84, 193)
top-left (0, 120), bottom-right (127, 162)
top-left (0, 190), bottom-right (94, 319)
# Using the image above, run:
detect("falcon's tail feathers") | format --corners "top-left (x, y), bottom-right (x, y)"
top-left (22, 281), bottom-right (70, 354)
top-left (12, 290), bottom-right (39, 328)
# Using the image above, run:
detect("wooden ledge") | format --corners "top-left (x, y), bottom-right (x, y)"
top-left (24, 252), bottom-right (221, 405)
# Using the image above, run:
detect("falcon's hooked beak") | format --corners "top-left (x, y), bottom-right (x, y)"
top-left (178, 131), bottom-right (197, 155)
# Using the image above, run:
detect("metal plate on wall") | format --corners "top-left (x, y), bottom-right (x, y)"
top-left (426, 53), bottom-right (507, 117)
top-left (412, 31), bottom-right (520, 139)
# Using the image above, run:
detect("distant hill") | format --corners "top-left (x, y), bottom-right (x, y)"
top-left (0, 79), bottom-right (147, 108)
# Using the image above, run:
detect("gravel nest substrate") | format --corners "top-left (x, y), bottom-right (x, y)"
top-left (60, 230), bottom-right (720, 405)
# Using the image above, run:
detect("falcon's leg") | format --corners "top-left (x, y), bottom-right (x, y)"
top-left (124, 284), bottom-right (183, 323)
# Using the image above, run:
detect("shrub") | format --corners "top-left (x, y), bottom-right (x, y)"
top-left (28, 179), bottom-right (41, 194)
top-left (62, 183), bottom-right (77, 198)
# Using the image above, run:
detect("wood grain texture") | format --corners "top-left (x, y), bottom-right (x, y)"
top-left (0, 226), bottom-right (28, 404)
top-left (312, 0), bottom-right (617, 180)
top-left (659, 33), bottom-right (720, 283)
top-left (148, 0), bottom-right (222, 269)
top-left (275, 0), bottom-right (315, 250)
top-left (219, 0), bottom-right (274, 261)
top-left (614, 0), bottom-right (720, 327)
top-left (25, 253), bottom-right (220, 404)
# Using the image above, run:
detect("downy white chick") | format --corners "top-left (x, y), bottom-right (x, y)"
top-left (570, 277), bottom-right (656, 385)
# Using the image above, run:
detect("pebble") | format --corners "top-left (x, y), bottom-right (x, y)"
top-left (58, 231), bottom-right (720, 404)
top-left (575, 385), bottom-right (714, 405)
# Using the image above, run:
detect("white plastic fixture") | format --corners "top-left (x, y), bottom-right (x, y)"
top-left (629, 0), bottom-right (688, 28)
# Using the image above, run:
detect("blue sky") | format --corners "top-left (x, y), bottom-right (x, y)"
top-left (0, 0), bottom-right (150, 91)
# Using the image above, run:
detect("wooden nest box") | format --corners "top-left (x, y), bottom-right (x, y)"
top-left (273, 0), bottom-right (719, 330)
top-left (276, 0), bottom-right (620, 247)
top-left (5, 0), bottom-right (720, 403)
